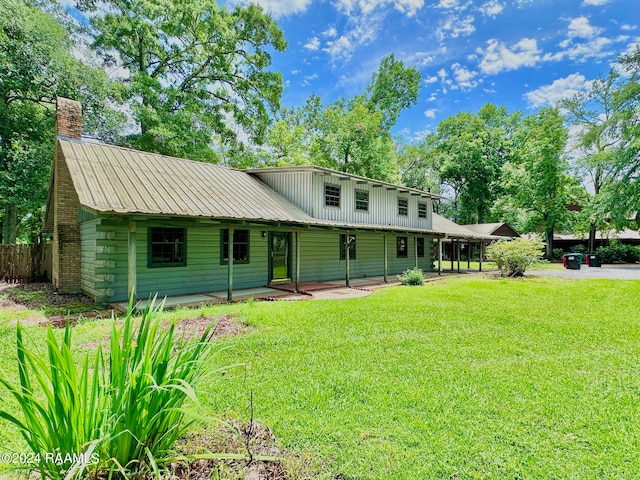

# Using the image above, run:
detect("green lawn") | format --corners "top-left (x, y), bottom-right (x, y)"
top-left (197, 276), bottom-right (640, 479)
top-left (0, 277), bottom-right (639, 479)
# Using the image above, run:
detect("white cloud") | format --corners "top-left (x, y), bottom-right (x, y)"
top-left (525, 73), bottom-right (592, 108)
top-left (478, 38), bottom-right (541, 74)
top-left (228, 0), bottom-right (313, 18)
top-left (544, 36), bottom-right (615, 62)
top-left (582, 0), bottom-right (611, 5)
top-left (567, 16), bottom-right (601, 39)
top-left (323, 35), bottom-right (354, 60)
top-left (621, 25), bottom-right (637, 31)
top-left (437, 15), bottom-right (475, 40)
top-left (323, 27), bottom-right (338, 38)
top-left (424, 108), bottom-right (437, 118)
top-left (291, 69), bottom-right (301, 75)
top-left (436, 0), bottom-right (459, 8)
top-left (304, 37), bottom-right (320, 51)
top-left (451, 63), bottom-right (478, 90)
top-left (479, 0), bottom-right (504, 17)
top-left (393, 0), bottom-right (425, 16)
top-left (424, 75), bottom-right (439, 84)
top-left (403, 51), bottom-right (434, 66)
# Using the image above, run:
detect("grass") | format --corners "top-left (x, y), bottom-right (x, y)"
top-left (0, 276), bottom-right (639, 478)
top-left (196, 276), bottom-right (640, 479)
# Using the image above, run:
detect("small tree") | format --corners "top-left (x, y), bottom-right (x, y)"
top-left (487, 238), bottom-right (544, 277)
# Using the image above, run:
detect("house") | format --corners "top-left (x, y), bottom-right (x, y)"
top-left (460, 223), bottom-right (520, 239)
top-left (44, 98), bottom-right (499, 303)
top-left (554, 229), bottom-right (640, 251)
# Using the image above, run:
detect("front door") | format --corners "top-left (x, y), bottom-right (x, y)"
top-left (269, 232), bottom-right (291, 283)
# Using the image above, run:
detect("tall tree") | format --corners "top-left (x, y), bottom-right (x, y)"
top-left (86, 0), bottom-right (287, 161)
top-left (432, 104), bottom-right (518, 223)
top-left (263, 55), bottom-right (420, 182)
top-left (505, 107), bottom-right (571, 258)
top-left (0, 0), bottom-right (115, 243)
top-left (560, 69), bottom-right (637, 251)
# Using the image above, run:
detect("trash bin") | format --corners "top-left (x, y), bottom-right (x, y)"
top-left (587, 254), bottom-right (601, 267)
top-left (563, 253), bottom-right (582, 270)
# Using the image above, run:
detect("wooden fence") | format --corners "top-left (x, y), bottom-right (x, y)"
top-left (0, 243), bottom-right (52, 283)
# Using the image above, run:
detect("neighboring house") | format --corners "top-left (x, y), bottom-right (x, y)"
top-left (461, 223), bottom-right (520, 238)
top-left (44, 98), bottom-right (497, 303)
top-left (554, 229), bottom-right (640, 251)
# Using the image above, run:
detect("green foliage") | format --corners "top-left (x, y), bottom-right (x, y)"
top-left (596, 243), bottom-right (640, 263)
top-left (0, 298), bottom-right (213, 478)
top-left (0, 0), bottom-right (119, 243)
top-left (505, 107), bottom-right (571, 257)
top-left (486, 238), bottom-right (544, 277)
top-left (428, 104), bottom-right (519, 223)
top-left (262, 55), bottom-right (420, 182)
top-left (551, 248), bottom-right (564, 261)
top-left (89, 0), bottom-right (286, 159)
top-left (397, 268), bottom-right (425, 286)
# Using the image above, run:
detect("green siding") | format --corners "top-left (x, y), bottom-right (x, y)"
top-left (80, 218), bottom-right (436, 303)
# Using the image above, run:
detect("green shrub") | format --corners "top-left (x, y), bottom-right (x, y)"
top-left (571, 244), bottom-right (587, 255)
top-left (486, 238), bottom-right (544, 277)
top-left (0, 297), bottom-right (214, 479)
top-left (596, 244), bottom-right (640, 263)
top-left (551, 248), bottom-right (564, 261)
top-left (397, 268), bottom-right (425, 286)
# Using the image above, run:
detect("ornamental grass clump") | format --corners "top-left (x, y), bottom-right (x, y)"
top-left (486, 238), bottom-right (544, 277)
top-left (397, 268), bottom-right (425, 285)
top-left (0, 296), bottom-right (214, 479)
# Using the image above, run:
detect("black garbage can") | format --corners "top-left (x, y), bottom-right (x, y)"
top-left (563, 253), bottom-right (582, 270)
top-left (587, 254), bottom-right (601, 267)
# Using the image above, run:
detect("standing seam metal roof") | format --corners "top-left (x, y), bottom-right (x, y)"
top-left (56, 138), bottom-right (498, 240)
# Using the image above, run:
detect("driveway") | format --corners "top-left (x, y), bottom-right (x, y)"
top-left (528, 264), bottom-right (640, 280)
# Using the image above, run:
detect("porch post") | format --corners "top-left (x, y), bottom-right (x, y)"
top-left (227, 226), bottom-right (234, 302)
top-left (345, 231), bottom-right (351, 288)
top-left (295, 230), bottom-right (301, 294)
top-left (383, 234), bottom-right (388, 283)
top-left (479, 241), bottom-right (483, 272)
top-left (457, 239), bottom-right (461, 273)
top-left (127, 221), bottom-right (136, 300)
top-left (467, 240), bottom-right (471, 269)
top-left (451, 240), bottom-right (454, 271)
top-left (437, 238), bottom-right (443, 276)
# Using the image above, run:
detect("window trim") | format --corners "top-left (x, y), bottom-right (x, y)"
top-left (398, 198), bottom-right (408, 216)
top-left (148, 227), bottom-right (186, 268)
top-left (355, 190), bottom-right (369, 212)
top-left (324, 183), bottom-right (341, 208)
top-left (220, 228), bottom-right (251, 265)
top-left (340, 234), bottom-right (356, 260)
top-left (418, 202), bottom-right (427, 219)
top-left (397, 236), bottom-right (408, 258)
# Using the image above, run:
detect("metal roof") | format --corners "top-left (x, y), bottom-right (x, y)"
top-left (245, 165), bottom-right (444, 199)
top-left (57, 139), bottom-right (316, 224)
top-left (51, 138), bottom-right (492, 239)
top-left (433, 214), bottom-right (504, 240)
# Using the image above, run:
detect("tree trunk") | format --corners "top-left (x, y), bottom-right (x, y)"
top-left (2, 204), bottom-right (17, 244)
top-left (588, 222), bottom-right (597, 254)
top-left (545, 228), bottom-right (554, 259)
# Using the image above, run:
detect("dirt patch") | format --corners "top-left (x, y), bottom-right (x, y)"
top-left (171, 421), bottom-right (286, 480)
top-left (0, 282), bottom-right (106, 316)
top-left (175, 315), bottom-right (252, 342)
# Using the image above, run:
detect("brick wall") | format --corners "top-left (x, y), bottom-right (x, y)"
top-left (51, 97), bottom-right (82, 293)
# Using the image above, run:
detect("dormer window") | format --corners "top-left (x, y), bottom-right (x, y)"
top-left (325, 184), bottom-right (341, 207)
top-left (398, 198), bottom-right (408, 216)
top-left (418, 202), bottom-right (427, 218)
top-left (355, 190), bottom-right (369, 211)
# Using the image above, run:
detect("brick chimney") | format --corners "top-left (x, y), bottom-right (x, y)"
top-left (55, 97), bottom-right (83, 139)
top-left (51, 97), bottom-right (82, 293)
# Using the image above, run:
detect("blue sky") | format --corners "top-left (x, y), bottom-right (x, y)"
top-left (226, 0), bottom-right (640, 141)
